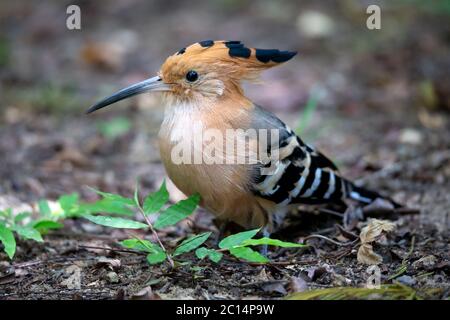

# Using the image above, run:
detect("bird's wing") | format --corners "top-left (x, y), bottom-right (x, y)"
top-left (249, 105), bottom-right (347, 206)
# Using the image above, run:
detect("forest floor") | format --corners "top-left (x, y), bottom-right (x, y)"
top-left (0, 1), bottom-right (449, 299)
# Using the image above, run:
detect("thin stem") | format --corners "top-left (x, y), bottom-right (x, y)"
top-left (134, 191), bottom-right (174, 269)
top-left (77, 244), bottom-right (143, 255)
top-left (303, 234), bottom-right (358, 247)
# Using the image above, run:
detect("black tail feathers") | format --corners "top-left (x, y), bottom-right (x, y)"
top-left (344, 180), bottom-right (401, 208)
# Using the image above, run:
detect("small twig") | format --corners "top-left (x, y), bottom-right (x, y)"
top-left (303, 234), bottom-right (358, 247)
top-left (335, 224), bottom-right (359, 240)
top-left (77, 244), bottom-right (143, 255)
top-left (319, 208), bottom-right (344, 218)
top-left (313, 227), bottom-right (336, 235)
top-left (134, 186), bottom-right (175, 269)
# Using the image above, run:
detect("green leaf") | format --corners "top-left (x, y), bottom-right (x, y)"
top-left (83, 215), bottom-right (148, 229)
top-left (143, 181), bottom-right (169, 215)
top-left (134, 181), bottom-right (140, 206)
top-left (40, 201), bottom-right (65, 218)
top-left (218, 228), bottom-right (260, 249)
top-left (38, 200), bottom-right (51, 216)
top-left (146, 251), bottom-right (167, 265)
top-left (58, 193), bottom-right (79, 211)
top-left (58, 193), bottom-right (82, 217)
top-left (80, 199), bottom-right (134, 216)
top-left (173, 232), bottom-right (211, 256)
top-left (241, 237), bottom-right (305, 248)
top-left (229, 247), bottom-right (269, 263)
top-left (14, 212), bottom-right (31, 223)
top-left (0, 208), bottom-right (13, 219)
top-left (98, 117), bottom-right (131, 140)
top-left (120, 238), bottom-right (159, 253)
top-left (195, 247), bottom-right (223, 263)
top-left (154, 193), bottom-right (200, 229)
top-left (32, 220), bottom-right (64, 232)
top-left (0, 223), bottom-right (16, 259)
top-left (87, 187), bottom-right (135, 206)
top-left (13, 226), bottom-right (43, 242)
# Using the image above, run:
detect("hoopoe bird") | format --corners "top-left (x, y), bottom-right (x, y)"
top-left (87, 40), bottom-right (399, 235)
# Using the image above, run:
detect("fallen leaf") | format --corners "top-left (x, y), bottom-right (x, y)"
top-left (360, 219), bottom-right (396, 244)
top-left (357, 243), bottom-right (383, 265)
top-left (357, 219), bottom-right (396, 265)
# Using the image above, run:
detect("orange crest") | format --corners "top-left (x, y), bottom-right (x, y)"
top-left (160, 40), bottom-right (297, 84)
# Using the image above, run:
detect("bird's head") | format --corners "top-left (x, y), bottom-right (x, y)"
top-left (86, 40), bottom-right (296, 113)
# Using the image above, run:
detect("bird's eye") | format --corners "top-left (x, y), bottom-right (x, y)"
top-left (185, 70), bottom-right (198, 82)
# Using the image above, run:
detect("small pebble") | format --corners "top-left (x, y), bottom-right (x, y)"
top-left (397, 275), bottom-right (416, 286)
top-left (106, 271), bottom-right (119, 284)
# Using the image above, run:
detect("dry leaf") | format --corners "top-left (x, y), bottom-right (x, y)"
top-left (357, 219), bottom-right (396, 265)
top-left (359, 219), bottom-right (395, 243)
top-left (358, 243), bottom-right (383, 265)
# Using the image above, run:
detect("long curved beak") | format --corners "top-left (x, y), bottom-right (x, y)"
top-left (86, 76), bottom-right (169, 114)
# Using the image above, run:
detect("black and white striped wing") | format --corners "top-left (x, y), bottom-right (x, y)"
top-left (250, 106), bottom-right (347, 206)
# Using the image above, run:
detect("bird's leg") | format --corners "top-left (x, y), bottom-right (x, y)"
top-left (216, 221), bottom-right (228, 244)
top-left (260, 226), bottom-right (271, 256)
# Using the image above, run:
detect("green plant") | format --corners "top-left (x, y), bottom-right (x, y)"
top-left (0, 207), bottom-right (64, 259)
top-left (0, 191), bottom-right (133, 259)
top-left (81, 181), bottom-right (305, 266)
top-left (0, 181), bottom-right (306, 265)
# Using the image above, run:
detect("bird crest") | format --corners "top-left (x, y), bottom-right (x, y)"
top-left (161, 40), bottom-right (297, 83)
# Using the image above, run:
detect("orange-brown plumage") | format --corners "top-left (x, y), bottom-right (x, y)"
top-left (155, 41), bottom-right (297, 230)
top-left (87, 40), bottom-right (398, 235)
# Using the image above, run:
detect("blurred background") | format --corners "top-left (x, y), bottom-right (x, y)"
top-left (0, 0), bottom-right (449, 228)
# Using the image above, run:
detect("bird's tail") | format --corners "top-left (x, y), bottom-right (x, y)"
top-left (344, 179), bottom-right (401, 208)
